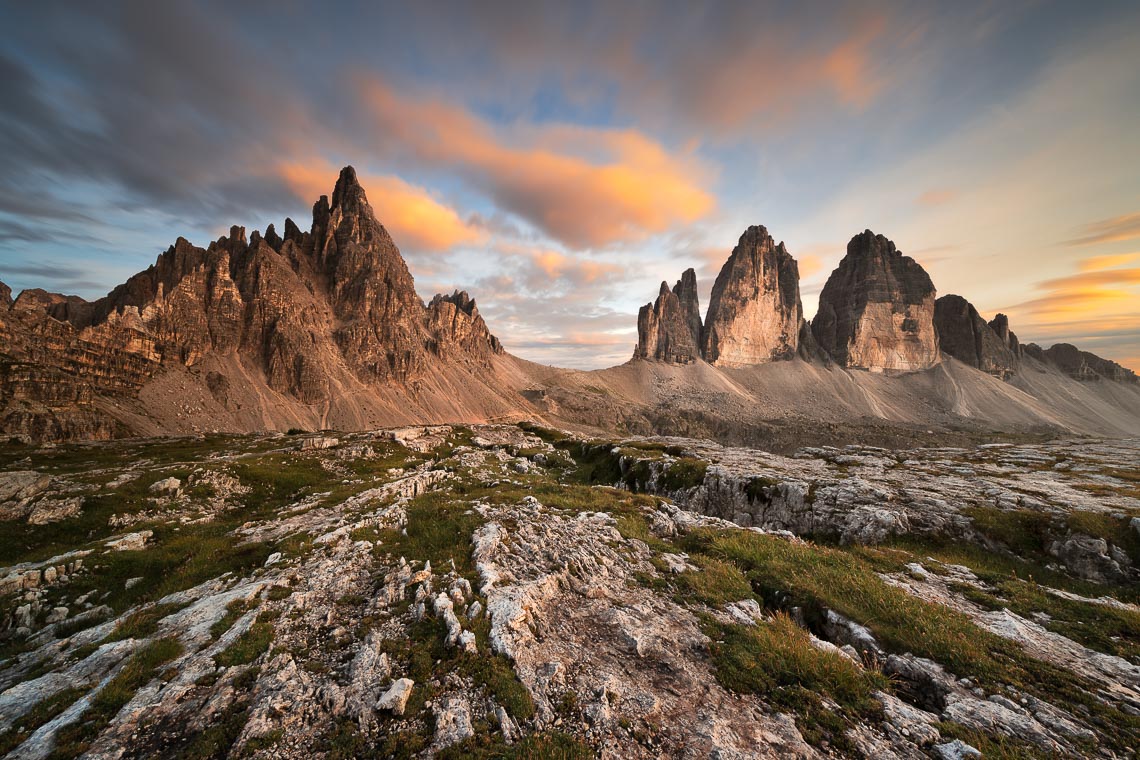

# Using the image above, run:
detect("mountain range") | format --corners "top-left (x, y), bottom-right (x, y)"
top-left (2, 166), bottom-right (1138, 445)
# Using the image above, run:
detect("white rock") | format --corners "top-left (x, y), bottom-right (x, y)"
top-left (377, 678), bottom-right (414, 716)
top-left (149, 477), bottom-right (182, 496)
top-left (105, 531), bottom-right (153, 552)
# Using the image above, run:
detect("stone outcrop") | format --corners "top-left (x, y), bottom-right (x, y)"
top-left (988, 313), bottom-right (1021, 356)
top-left (1035, 344), bottom-right (1139, 383)
top-left (934, 295), bottom-right (1018, 378)
top-left (812, 230), bottom-right (940, 371)
top-left (702, 226), bottom-right (802, 366)
top-left (0, 166), bottom-right (507, 442)
top-left (0, 281), bottom-right (11, 308)
top-left (634, 269), bottom-right (702, 363)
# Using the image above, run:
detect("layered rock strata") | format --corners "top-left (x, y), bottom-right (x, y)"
top-left (634, 269), bottom-right (702, 363)
top-left (0, 167), bottom-right (504, 441)
top-left (812, 230), bottom-right (940, 371)
top-left (702, 226), bottom-right (802, 366)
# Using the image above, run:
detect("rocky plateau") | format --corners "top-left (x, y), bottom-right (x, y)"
top-left (0, 424), bottom-right (1137, 759)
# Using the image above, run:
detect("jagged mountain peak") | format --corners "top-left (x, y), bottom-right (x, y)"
top-left (702, 223), bottom-right (801, 366)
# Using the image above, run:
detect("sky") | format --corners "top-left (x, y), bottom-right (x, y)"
top-left (1, 1), bottom-right (1139, 371)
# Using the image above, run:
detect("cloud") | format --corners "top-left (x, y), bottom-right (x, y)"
top-left (1066, 211), bottom-right (1140, 246)
top-left (916, 189), bottom-right (957, 207)
top-left (1002, 254), bottom-right (1140, 365)
top-left (276, 161), bottom-right (483, 252)
top-left (1078, 253), bottom-right (1140, 271)
top-left (355, 77), bottom-right (714, 249)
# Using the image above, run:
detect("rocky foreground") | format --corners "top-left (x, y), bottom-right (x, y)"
top-left (0, 426), bottom-right (1137, 759)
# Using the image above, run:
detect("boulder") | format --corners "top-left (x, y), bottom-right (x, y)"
top-left (0, 471), bottom-right (52, 521)
top-left (27, 496), bottom-right (84, 525)
top-left (634, 269), bottom-right (702, 363)
top-left (376, 678), bottom-right (414, 716)
top-left (703, 226), bottom-right (802, 366)
top-left (812, 230), bottom-right (940, 371)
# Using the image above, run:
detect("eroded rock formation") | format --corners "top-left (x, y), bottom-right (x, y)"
top-left (0, 166), bottom-right (505, 441)
top-left (634, 269), bottom-right (702, 363)
top-left (812, 230), bottom-right (940, 371)
top-left (702, 226), bottom-right (802, 366)
top-left (988, 313), bottom-right (1021, 357)
top-left (934, 295), bottom-right (1018, 378)
top-left (1036, 343), bottom-right (1139, 383)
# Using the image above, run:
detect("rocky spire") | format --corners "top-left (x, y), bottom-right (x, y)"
top-left (812, 230), bottom-right (939, 371)
top-left (702, 226), bottom-right (801, 366)
top-left (634, 269), bottom-right (702, 363)
top-left (934, 295), bottom-right (1017, 378)
top-left (0, 280), bottom-right (11, 309)
top-left (988, 313), bottom-right (1021, 356)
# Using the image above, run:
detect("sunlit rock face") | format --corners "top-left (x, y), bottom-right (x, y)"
top-left (812, 230), bottom-right (940, 372)
top-left (0, 166), bottom-right (505, 441)
top-left (635, 269), bottom-right (702, 364)
top-left (702, 226), bottom-right (802, 367)
top-left (934, 294), bottom-right (1018, 378)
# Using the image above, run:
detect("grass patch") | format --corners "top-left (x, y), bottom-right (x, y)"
top-left (674, 555), bottom-right (752, 606)
top-left (703, 612), bottom-right (886, 749)
top-left (680, 528), bottom-right (1140, 754)
top-left (106, 602), bottom-right (187, 642)
top-left (215, 611), bottom-right (276, 667)
top-left (962, 506), bottom-right (1056, 557)
top-left (658, 457), bottom-right (708, 492)
top-left (438, 730), bottom-right (593, 760)
top-left (50, 637), bottom-right (183, 759)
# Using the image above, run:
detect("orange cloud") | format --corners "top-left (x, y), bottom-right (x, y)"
top-left (822, 16), bottom-right (887, 107)
top-left (277, 160), bottom-right (482, 252)
top-left (1066, 211), bottom-right (1140, 246)
top-left (1078, 252), bottom-right (1140, 271)
top-left (1036, 268), bottom-right (1140, 292)
top-left (1003, 254), bottom-right (1140, 367)
top-left (355, 78), bottom-right (713, 249)
top-left (798, 254), bottom-right (825, 280)
top-left (916, 189), bottom-right (957, 207)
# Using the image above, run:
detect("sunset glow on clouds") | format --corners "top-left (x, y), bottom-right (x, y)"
top-left (1, 1), bottom-right (1139, 369)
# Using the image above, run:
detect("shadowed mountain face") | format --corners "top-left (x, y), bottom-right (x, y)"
top-left (811, 230), bottom-right (940, 372)
top-left (934, 294), bottom-right (1019, 378)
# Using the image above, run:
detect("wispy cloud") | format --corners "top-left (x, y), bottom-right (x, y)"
top-left (1065, 211), bottom-right (1140, 246)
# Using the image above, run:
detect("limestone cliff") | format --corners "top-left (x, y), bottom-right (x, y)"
top-left (988, 313), bottom-right (1021, 356)
top-left (634, 269), bottom-right (702, 363)
top-left (702, 226), bottom-right (801, 366)
top-left (0, 167), bottom-right (508, 441)
top-left (812, 230), bottom-right (939, 371)
top-left (934, 295), bottom-right (1018, 378)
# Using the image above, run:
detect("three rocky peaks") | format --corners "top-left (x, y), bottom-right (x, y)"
top-left (634, 226), bottom-right (1137, 383)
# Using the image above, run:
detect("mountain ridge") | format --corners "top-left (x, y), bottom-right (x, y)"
top-left (1, 166), bottom-right (1137, 445)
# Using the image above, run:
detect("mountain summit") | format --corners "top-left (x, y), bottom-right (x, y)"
top-left (0, 167), bottom-right (509, 440)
